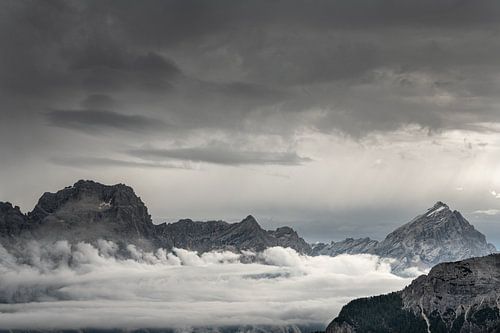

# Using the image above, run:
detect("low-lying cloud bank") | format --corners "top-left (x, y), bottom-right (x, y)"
top-left (0, 241), bottom-right (420, 330)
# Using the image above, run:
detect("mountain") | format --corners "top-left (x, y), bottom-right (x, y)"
top-left (375, 201), bottom-right (496, 270)
top-left (317, 202), bottom-right (496, 271)
top-left (156, 215), bottom-right (311, 253)
top-left (326, 253), bottom-right (500, 333)
top-left (0, 180), bottom-right (310, 254)
top-left (312, 237), bottom-right (379, 256)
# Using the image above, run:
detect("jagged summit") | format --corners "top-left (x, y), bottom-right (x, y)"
top-left (375, 201), bottom-right (495, 270)
top-left (312, 201), bottom-right (496, 271)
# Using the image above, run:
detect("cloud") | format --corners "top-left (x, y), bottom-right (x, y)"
top-left (0, 241), bottom-right (416, 330)
top-left (129, 145), bottom-right (312, 166)
top-left (45, 109), bottom-right (169, 133)
top-left (4, 1), bottom-right (500, 136)
top-left (490, 190), bottom-right (500, 199)
top-left (50, 156), bottom-right (188, 169)
top-left (473, 209), bottom-right (500, 216)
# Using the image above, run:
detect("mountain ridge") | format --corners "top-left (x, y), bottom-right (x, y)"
top-left (0, 181), bottom-right (496, 269)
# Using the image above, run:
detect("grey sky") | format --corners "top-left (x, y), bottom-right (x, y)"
top-left (1, 0), bottom-right (500, 245)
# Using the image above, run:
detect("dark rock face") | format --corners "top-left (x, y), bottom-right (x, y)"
top-left (327, 254), bottom-right (500, 333)
top-left (0, 202), bottom-right (28, 236)
top-left (0, 180), bottom-right (310, 254)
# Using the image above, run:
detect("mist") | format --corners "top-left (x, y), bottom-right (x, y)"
top-left (0, 241), bottom-right (418, 330)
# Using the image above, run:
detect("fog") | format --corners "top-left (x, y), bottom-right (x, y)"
top-left (0, 241), bottom-right (419, 330)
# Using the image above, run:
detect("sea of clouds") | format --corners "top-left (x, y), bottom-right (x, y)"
top-left (0, 240), bottom-right (421, 331)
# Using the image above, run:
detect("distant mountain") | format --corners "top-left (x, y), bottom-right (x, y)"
top-left (312, 237), bottom-right (379, 256)
top-left (315, 202), bottom-right (496, 271)
top-left (326, 253), bottom-right (500, 333)
top-left (1, 181), bottom-right (496, 270)
top-left (156, 215), bottom-right (311, 253)
top-left (0, 180), bottom-right (310, 254)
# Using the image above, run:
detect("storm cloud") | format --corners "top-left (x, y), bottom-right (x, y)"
top-left (1, 1), bottom-right (500, 246)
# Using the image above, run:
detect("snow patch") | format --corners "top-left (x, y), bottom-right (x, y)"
top-left (98, 201), bottom-right (112, 210)
top-left (426, 205), bottom-right (446, 217)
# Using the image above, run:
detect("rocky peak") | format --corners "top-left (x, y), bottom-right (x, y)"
top-left (239, 215), bottom-right (260, 228)
top-left (375, 202), bottom-right (495, 270)
top-left (26, 180), bottom-right (154, 241)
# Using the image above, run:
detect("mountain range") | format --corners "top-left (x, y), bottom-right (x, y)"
top-left (0, 180), bottom-right (496, 271)
top-left (0, 180), bottom-right (310, 255)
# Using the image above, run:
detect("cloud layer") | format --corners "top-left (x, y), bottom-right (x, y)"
top-left (0, 242), bottom-right (416, 330)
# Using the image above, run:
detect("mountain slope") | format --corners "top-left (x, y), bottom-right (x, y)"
top-left (326, 254), bottom-right (500, 333)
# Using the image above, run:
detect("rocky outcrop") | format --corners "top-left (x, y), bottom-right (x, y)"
top-left (402, 254), bottom-right (500, 332)
top-left (0, 180), bottom-right (310, 254)
top-left (312, 237), bottom-right (379, 256)
top-left (327, 254), bottom-right (500, 333)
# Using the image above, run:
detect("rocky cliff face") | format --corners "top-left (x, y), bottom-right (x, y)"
top-left (0, 180), bottom-right (310, 254)
top-left (327, 254), bottom-right (500, 333)
top-left (402, 254), bottom-right (500, 332)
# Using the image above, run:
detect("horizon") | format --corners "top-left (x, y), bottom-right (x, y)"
top-left (4, 178), bottom-right (499, 247)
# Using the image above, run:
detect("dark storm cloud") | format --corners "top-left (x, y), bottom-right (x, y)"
top-left (129, 146), bottom-right (311, 166)
top-left (2, 0), bottom-right (500, 136)
top-left (45, 109), bottom-right (169, 133)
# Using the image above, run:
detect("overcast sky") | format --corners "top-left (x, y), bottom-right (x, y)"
top-left (1, 0), bottom-right (500, 245)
